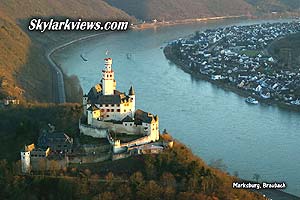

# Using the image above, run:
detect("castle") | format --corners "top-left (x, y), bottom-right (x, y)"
top-left (81, 57), bottom-right (160, 153)
top-left (20, 57), bottom-right (164, 174)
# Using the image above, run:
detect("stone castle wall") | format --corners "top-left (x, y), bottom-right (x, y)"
top-left (79, 123), bottom-right (108, 138)
top-left (92, 119), bottom-right (145, 135)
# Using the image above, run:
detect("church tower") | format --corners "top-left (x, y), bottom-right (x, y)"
top-left (102, 58), bottom-right (116, 95)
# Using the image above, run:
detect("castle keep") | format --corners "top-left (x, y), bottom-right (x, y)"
top-left (81, 57), bottom-right (160, 153)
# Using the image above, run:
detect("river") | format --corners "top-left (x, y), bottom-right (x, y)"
top-left (53, 19), bottom-right (300, 196)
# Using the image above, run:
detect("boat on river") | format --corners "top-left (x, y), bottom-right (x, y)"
top-left (80, 54), bottom-right (88, 62)
top-left (245, 97), bottom-right (258, 104)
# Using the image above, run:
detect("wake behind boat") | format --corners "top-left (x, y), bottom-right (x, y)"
top-left (80, 54), bottom-right (88, 61)
top-left (245, 97), bottom-right (258, 105)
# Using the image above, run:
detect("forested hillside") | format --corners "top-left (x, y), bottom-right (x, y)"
top-left (0, 105), bottom-right (264, 200)
top-left (0, 0), bottom-right (134, 103)
top-left (246, 0), bottom-right (300, 12)
top-left (105, 0), bottom-right (254, 21)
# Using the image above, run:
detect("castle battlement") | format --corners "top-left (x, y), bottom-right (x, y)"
top-left (81, 57), bottom-right (160, 153)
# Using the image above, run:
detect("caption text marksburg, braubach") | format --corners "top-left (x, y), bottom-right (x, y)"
top-left (232, 182), bottom-right (287, 190)
top-left (28, 18), bottom-right (129, 33)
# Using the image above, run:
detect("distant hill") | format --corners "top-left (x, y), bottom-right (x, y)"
top-left (104, 0), bottom-right (254, 21)
top-left (0, 0), bottom-right (133, 21)
top-left (245, 0), bottom-right (300, 13)
top-left (0, 0), bottom-right (134, 103)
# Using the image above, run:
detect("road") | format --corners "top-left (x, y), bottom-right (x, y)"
top-left (46, 33), bottom-right (105, 103)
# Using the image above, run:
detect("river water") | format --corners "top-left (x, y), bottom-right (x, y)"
top-left (53, 19), bottom-right (300, 196)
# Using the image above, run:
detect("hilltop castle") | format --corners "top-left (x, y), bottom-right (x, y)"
top-left (20, 57), bottom-right (166, 174)
top-left (81, 57), bottom-right (160, 153)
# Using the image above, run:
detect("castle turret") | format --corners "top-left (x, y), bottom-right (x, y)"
top-left (83, 94), bottom-right (88, 116)
top-left (129, 85), bottom-right (135, 116)
top-left (102, 58), bottom-right (116, 95)
top-left (21, 144), bottom-right (35, 173)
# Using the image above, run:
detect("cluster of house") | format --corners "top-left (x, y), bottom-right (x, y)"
top-left (21, 57), bottom-right (172, 173)
top-left (168, 21), bottom-right (300, 105)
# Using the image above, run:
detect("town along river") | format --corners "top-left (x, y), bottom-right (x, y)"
top-left (53, 19), bottom-right (300, 196)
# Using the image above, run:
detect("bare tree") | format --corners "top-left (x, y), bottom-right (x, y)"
top-left (253, 173), bottom-right (260, 182)
top-left (209, 158), bottom-right (228, 172)
top-left (233, 171), bottom-right (239, 178)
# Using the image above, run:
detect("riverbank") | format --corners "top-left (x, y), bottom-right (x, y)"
top-left (131, 13), bottom-right (300, 31)
top-left (131, 15), bottom-right (247, 30)
top-left (163, 45), bottom-right (300, 113)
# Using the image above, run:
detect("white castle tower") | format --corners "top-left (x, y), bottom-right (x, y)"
top-left (129, 85), bottom-right (135, 116)
top-left (102, 58), bottom-right (116, 95)
top-left (21, 144), bottom-right (34, 173)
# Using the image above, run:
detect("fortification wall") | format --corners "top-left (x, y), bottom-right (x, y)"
top-left (79, 123), bottom-right (108, 138)
top-left (112, 153), bottom-right (131, 161)
top-left (30, 157), bottom-right (68, 171)
top-left (68, 153), bottom-right (111, 164)
top-left (82, 144), bottom-right (111, 154)
top-left (92, 119), bottom-right (144, 135)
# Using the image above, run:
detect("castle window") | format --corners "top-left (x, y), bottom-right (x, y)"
top-left (107, 109), bottom-right (110, 112)
top-left (125, 124), bottom-right (127, 126)
top-left (111, 109), bottom-right (114, 112)
top-left (107, 115), bottom-right (109, 117)
top-left (110, 75), bottom-right (112, 77)
top-left (117, 109), bottom-right (120, 112)
top-left (106, 104), bottom-right (109, 107)
top-left (130, 123), bottom-right (133, 126)
top-left (101, 109), bottom-right (104, 112)
top-left (124, 109), bottom-right (126, 112)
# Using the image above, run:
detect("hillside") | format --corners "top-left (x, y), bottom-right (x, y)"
top-left (0, 104), bottom-right (264, 199)
top-left (0, 0), bottom-right (133, 21)
top-left (0, 0), bottom-right (135, 103)
top-left (246, 0), bottom-right (300, 13)
top-left (0, 12), bottom-right (30, 100)
top-left (105, 0), bottom-right (255, 21)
